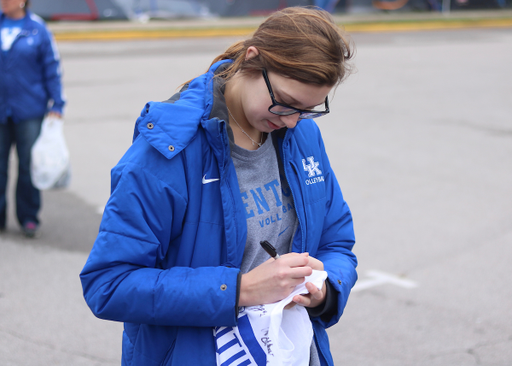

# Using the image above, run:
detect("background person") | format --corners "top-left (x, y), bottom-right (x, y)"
top-left (81, 6), bottom-right (357, 366)
top-left (0, 0), bottom-right (65, 237)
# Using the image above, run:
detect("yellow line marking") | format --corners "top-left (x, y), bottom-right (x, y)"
top-left (53, 18), bottom-right (512, 42)
top-left (344, 18), bottom-right (512, 32)
top-left (54, 27), bottom-right (256, 41)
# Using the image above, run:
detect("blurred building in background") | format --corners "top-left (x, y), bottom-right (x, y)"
top-left (31, 0), bottom-right (510, 21)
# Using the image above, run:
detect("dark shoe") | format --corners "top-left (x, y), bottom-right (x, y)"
top-left (22, 222), bottom-right (38, 238)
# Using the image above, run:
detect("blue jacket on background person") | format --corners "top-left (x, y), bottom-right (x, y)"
top-left (0, 10), bottom-right (65, 124)
top-left (80, 59), bottom-right (357, 365)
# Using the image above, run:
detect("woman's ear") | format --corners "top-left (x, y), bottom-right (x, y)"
top-left (245, 46), bottom-right (260, 61)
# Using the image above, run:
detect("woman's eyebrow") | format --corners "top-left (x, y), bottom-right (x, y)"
top-left (277, 89), bottom-right (300, 106)
top-left (278, 89), bottom-right (324, 109)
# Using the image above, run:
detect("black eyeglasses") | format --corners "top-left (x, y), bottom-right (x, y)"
top-left (262, 68), bottom-right (330, 120)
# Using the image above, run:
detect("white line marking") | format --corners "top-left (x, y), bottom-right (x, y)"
top-left (352, 270), bottom-right (418, 292)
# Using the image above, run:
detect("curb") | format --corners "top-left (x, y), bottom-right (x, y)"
top-left (54, 26), bottom-right (258, 41)
top-left (343, 17), bottom-right (512, 32)
top-left (51, 13), bottom-right (512, 42)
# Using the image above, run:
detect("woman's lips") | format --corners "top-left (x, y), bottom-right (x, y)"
top-left (267, 120), bottom-right (282, 130)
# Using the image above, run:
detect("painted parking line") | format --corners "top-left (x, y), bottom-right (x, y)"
top-left (352, 270), bottom-right (418, 292)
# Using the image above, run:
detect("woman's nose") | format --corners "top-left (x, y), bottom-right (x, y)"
top-left (280, 113), bottom-right (300, 129)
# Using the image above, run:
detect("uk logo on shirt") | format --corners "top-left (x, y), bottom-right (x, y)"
top-left (1, 27), bottom-right (22, 51)
top-left (302, 156), bottom-right (324, 185)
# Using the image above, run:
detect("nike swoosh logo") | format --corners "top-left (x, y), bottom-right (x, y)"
top-left (202, 174), bottom-right (220, 184)
top-left (278, 227), bottom-right (289, 237)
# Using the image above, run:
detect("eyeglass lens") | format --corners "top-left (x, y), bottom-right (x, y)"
top-left (263, 69), bottom-right (329, 120)
top-left (269, 105), bottom-right (327, 119)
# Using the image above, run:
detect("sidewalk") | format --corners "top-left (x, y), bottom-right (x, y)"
top-left (49, 9), bottom-right (512, 41)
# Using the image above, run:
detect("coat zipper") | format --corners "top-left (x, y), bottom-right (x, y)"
top-left (281, 135), bottom-right (306, 253)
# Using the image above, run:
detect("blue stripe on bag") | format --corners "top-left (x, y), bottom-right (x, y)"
top-left (222, 351), bottom-right (248, 366)
top-left (238, 315), bottom-right (267, 366)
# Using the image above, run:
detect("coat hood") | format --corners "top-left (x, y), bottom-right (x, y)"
top-left (133, 60), bottom-right (233, 159)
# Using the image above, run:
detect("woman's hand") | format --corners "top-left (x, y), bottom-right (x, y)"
top-left (239, 252), bottom-right (312, 307)
top-left (286, 255), bottom-right (327, 309)
top-left (47, 111), bottom-right (62, 119)
top-left (287, 280), bottom-right (327, 309)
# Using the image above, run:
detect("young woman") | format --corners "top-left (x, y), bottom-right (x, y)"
top-left (81, 6), bottom-right (357, 366)
top-left (0, 0), bottom-right (64, 237)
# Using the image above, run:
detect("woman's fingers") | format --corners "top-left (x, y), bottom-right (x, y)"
top-left (288, 281), bottom-right (327, 308)
top-left (306, 255), bottom-right (324, 271)
top-left (240, 253), bottom-right (312, 306)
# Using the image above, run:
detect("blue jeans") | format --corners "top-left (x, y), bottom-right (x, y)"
top-left (0, 117), bottom-right (43, 228)
top-left (313, 0), bottom-right (339, 12)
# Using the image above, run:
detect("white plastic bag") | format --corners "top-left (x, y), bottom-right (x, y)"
top-left (30, 116), bottom-right (71, 190)
top-left (215, 270), bottom-right (328, 366)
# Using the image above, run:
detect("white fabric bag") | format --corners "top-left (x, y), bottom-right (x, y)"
top-left (30, 116), bottom-right (71, 190)
top-left (214, 270), bottom-right (328, 366)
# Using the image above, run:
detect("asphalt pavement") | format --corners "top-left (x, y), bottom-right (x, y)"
top-left (1, 9), bottom-right (511, 366)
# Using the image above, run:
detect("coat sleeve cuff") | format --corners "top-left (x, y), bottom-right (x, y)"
top-left (235, 271), bottom-right (242, 318)
top-left (306, 280), bottom-right (338, 322)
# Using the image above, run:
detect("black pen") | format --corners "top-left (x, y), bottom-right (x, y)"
top-left (260, 240), bottom-right (280, 259)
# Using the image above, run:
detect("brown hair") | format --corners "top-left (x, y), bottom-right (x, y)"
top-left (210, 6), bottom-right (354, 87)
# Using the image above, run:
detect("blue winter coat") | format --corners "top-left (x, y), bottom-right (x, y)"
top-left (0, 11), bottom-right (64, 123)
top-left (80, 60), bottom-right (357, 366)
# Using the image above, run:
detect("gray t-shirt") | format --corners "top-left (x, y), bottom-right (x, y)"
top-left (208, 68), bottom-right (320, 364)
top-left (230, 135), bottom-right (297, 274)
top-left (230, 136), bottom-right (321, 366)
